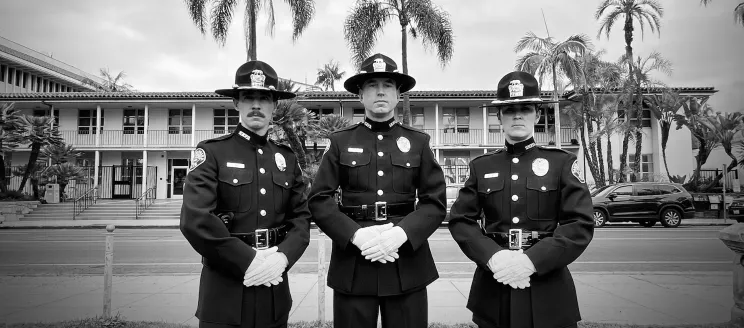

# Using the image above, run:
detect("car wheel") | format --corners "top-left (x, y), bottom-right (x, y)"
top-left (640, 220), bottom-right (656, 227)
top-left (660, 208), bottom-right (681, 228)
top-left (593, 209), bottom-right (607, 227)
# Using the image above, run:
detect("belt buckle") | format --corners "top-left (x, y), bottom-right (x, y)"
top-left (508, 229), bottom-right (523, 250)
top-left (254, 228), bottom-right (269, 250)
top-left (374, 201), bottom-right (388, 221)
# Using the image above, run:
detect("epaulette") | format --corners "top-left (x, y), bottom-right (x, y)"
top-left (471, 148), bottom-right (504, 162)
top-left (329, 122), bottom-right (362, 136)
top-left (539, 146), bottom-right (575, 156)
top-left (200, 133), bottom-right (233, 144)
top-left (397, 122), bottom-right (428, 135)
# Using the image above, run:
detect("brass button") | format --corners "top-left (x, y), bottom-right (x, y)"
top-left (260, 210), bottom-right (266, 216)
top-left (232, 179), bottom-right (238, 183)
top-left (511, 175), bottom-right (518, 181)
top-left (377, 190), bottom-right (383, 196)
top-left (377, 135), bottom-right (383, 140)
top-left (285, 182), bottom-right (288, 186)
top-left (406, 163), bottom-right (410, 167)
top-left (378, 170), bottom-right (384, 176)
top-left (259, 168), bottom-right (265, 174)
top-left (260, 188), bottom-right (266, 195)
top-left (541, 186), bottom-right (547, 191)
top-left (378, 152), bottom-right (383, 157)
top-left (512, 195), bottom-right (518, 201)
top-left (486, 188), bottom-right (491, 192)
top-left (512, 158), bottom-right (519, 164)
top-left (512, 217), bottom-right (520, 224)
top-left (258, 149), bottom-right (263, 155)
top-left (352, 161), bottom-right (357, 165)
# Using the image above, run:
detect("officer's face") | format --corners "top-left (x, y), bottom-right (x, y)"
top-left (499, 104), bottom-right (540, 143)
top-left (234, 90), bottom-right (276, 133)
top-left (359, 78), bottom-right (400, 121)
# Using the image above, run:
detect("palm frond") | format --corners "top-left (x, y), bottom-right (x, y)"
top-left (265, 0), bottom-right (276, 37)
top-left (344, 1), bottom-right (392, 68)
top-left (210, 0), bottom-right (239, 46)
top-left (735, 2), bottom-right (744, 26)
top-left (184, 0), bottom-right (209, 34)
top-left (597, 9), bottom-right (623, 39)
top-left (406, 0), bottom-right (454, 66)
top-left (285, 0), bottom-right (316, 42)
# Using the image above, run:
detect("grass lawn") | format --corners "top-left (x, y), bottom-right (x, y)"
top-left (3, 315), bottom-right (739, 328)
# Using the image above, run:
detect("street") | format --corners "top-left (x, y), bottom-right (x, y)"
top-left (0, 225), bottom-right (733, 276)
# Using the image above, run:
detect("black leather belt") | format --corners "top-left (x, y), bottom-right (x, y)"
top-left (486, 229), bottom-right (553, 250)
top-left (340, 202), bottom-right (415, 221)
top-left (231, 225), bottom-right (287, 249)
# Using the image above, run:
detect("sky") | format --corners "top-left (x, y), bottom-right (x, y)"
top-left (0, 0), bottom-right (742, 112)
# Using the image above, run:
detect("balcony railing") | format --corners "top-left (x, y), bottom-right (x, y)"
top-left (55, 127), bottom-right (579, 148)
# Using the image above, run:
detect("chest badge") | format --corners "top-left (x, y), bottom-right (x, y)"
top-left (532, 158), bottom-right (549, 177)
top-left (275, 153), bottom-right (287, 171)
top-left (397, 137), bottom-right (411, 153)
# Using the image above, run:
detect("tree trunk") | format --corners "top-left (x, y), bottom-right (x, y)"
top-left (17, 143), bottom-right (40, 193)
top-left (400, 23), bottom-right (411, 126)
top-left (283, 125), bottom-right (308, 170)
top-left (248, 0), bottom-right (257, 61)
top-left (584, 105), bottom-right (603, 184)
top-left (633, 130), bottom-right (643, 181)
top-left (662, 147), bottom-right (672, 181)
top-left (661, 124), bottom-right (672, 181)
top-left (618, 129), bottom-right (631, 183)
top-left (607, 134), bottom-right (615, 185)
top-left (619, 15), bottom-right (635, 183)
top-left (596, 133), bottom-right (606, 186)
top-left (0, 153), bottom-right (7, 193)
top-left (552, 65), bottom-right (562, 149)
top-left (580, 123), bottom-right (600, 186)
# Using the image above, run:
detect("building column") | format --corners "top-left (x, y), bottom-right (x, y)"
top-left (95, 105), bottom-right (101, 147)
top-left (143, 104), bottom-right (149, 148)
top-left (94, 151), bottom-right (100, 189)
top-left (435, 149), bottom-right (440, 164)
top-left (142, 151), bottom-right (148, 195)
top-left (554, 103), bottom-right (562, 149)
top-left (191, 104), bottom-right (197, 147)
top-left (434, 102), bottom-right (440, 145)
top-left (482, 104), bottom-right (487, 145)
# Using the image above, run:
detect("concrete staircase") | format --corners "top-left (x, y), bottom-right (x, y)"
top-left (19, 199), bottom-right (183, 221)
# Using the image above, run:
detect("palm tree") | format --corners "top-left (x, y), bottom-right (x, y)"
top-left (184, 0), bottom-right (315, 61)
top-left (514, 32), bottom-right (592, 149)
top-left (277, 79), bottom-right (301, 93)
top-left (16, 116), bottom-right (63, 194)
top-left (0, 103), bottom-right (25, 193)
top-left (271, 99), bottom-right (318, 171)
top-left (99, 68), bottom-right (134, 92)
top-left (315, 60), bottom-right (346, 91)
top-left (701, 0), bottom-right (744, 27)
top-left (675, 97), bottom-right (719, 190)
top-left (699, 112), bottom-right (744, 191)
top-left (343, 0), bottom-right (454, 126)
top-left (596, 0), bottom-right (663, 181)
top-left (43, 163), bottom-right (86, 201)
top-left (645, 88), bottom-right (683, 181)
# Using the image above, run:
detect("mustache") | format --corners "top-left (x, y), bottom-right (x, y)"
top-left (246, 111), bottom-right (266, 118)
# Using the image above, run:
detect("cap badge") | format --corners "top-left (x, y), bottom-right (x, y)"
top-left (509, 80), bottom-right (524, 98)
top-left (275, 153), bottom-right (286, 171)
top-left (373, 58), bottom-right (386, 72)
top-left (250, 69), bottom-right (266, 88)
top-left (397, 137), bottom-right (411, 153)
top-left (532, 158), bottom-right (549, 177)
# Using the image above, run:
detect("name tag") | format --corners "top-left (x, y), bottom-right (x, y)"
top-left (226, 162), bottom-right (245, 168)
top-left (348, 147), bottom-right (364, 153)
top-left (484, 173), bottom-right (499, 178)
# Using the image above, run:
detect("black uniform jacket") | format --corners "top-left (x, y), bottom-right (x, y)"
top-left (448, 138), bottom-right (594, 328)
top-left (180, 124), bottom-right (311, 325)
top-left (308, 118), bottom-right (447, 296)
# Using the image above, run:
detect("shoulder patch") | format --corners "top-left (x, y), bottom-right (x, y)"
top-left (571, 159), bottom-right (586, 183)
top-left (189, 148), bottom-right (207, 171)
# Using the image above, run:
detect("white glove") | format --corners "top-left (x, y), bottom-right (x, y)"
top-left (492, 252), bottom-right (536, 286)
top-left (353, 223), bottom-right (399, 263)
top-left (487, 250), bottom-right (518, 273)
top-left (244, 248), bottom-right (288, 287)
top-left (361, 226), bottom-right (408, 262)
top-left (243, 246), bottom-right (275, 280)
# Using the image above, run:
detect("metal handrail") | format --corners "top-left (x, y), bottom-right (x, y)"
top-left (73, 186), bottom-right (98, 220)
top-left (135, 187), bottom-right (156, 219)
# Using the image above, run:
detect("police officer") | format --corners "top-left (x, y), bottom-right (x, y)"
top-left (448, 71), bottom-right (594, 328)
top-left (308, 53), bottom-right (447, 328)
top-left (180, 60), bottom-right (312, 328)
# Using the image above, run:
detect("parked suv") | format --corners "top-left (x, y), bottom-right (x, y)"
top-left (591, 182), bottom-right (695, 228)
top-left (729, 196), bottom-right (744, 222)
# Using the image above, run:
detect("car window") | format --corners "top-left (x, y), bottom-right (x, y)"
top-left (657, 185), bottom-right (680, 194)
top-left (591, 185), bottom-right (613, 197)
top-left (612, 185), bottom-right (633, 196)
top-left (636, 185), bottom-right (658, 196)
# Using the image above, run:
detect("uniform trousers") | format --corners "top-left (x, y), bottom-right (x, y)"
top-left (199, 282), bottom-right (290, 328)
top-left (333, 288), bottom-right (428, 328)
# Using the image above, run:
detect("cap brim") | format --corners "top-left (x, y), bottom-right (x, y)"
top-left (344, 72), bottom-right (416, 94)
top-left (215, 87), bottom-right (296, 100)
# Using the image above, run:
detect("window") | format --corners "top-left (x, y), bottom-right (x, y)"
top-left (535, 106), bottom-right (555, 132)
top-left (397, 108), bottom-right (424, 129)
top-left (352, 108), bottom-right (365, 124)
top-left (35, 77), bottom-right (41, 92)
top-left (635, 185), bottom-right (658, 196)
top-left (443, 108), bottom-right (469, 133)
top-left (78, 109), bottom-right (104, 134)
top-left (168, 109), bottom-right (193, 134)
top-left (122, 158), bottom-right (143, 183)
top-left (15, 69), bottom-right (22, 87)
top-left (0, 64), bottom-right (5, 82)
top-left (657, 185), bottom-right (681, 195)
top-left (487, 107), bottom-right (501, 133)
top-left (213, 108), bottom-right (239, 134)
top-left (123, 109), bottom-right (145, 134)
top-left (33, 109), bottom-right (59, 125)
top-left (618, 107), bottom-right (652, 128)
top-left (442, 153), bottom-right (470, 184)
top-left (309, 108), bottom-right (334, 119)
top-left (612, 185), bottom-right (633, 196)
top-left (629, 153), bottom-right (654, 181)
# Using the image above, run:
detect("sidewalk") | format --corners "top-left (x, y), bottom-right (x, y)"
top-left (0, 272), bottom-right (733, 326)
top-left (0, 218), bottom-right (735, 229)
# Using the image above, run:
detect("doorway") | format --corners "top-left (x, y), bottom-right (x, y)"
top-left (170, 166), bottom-right (188, 199)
